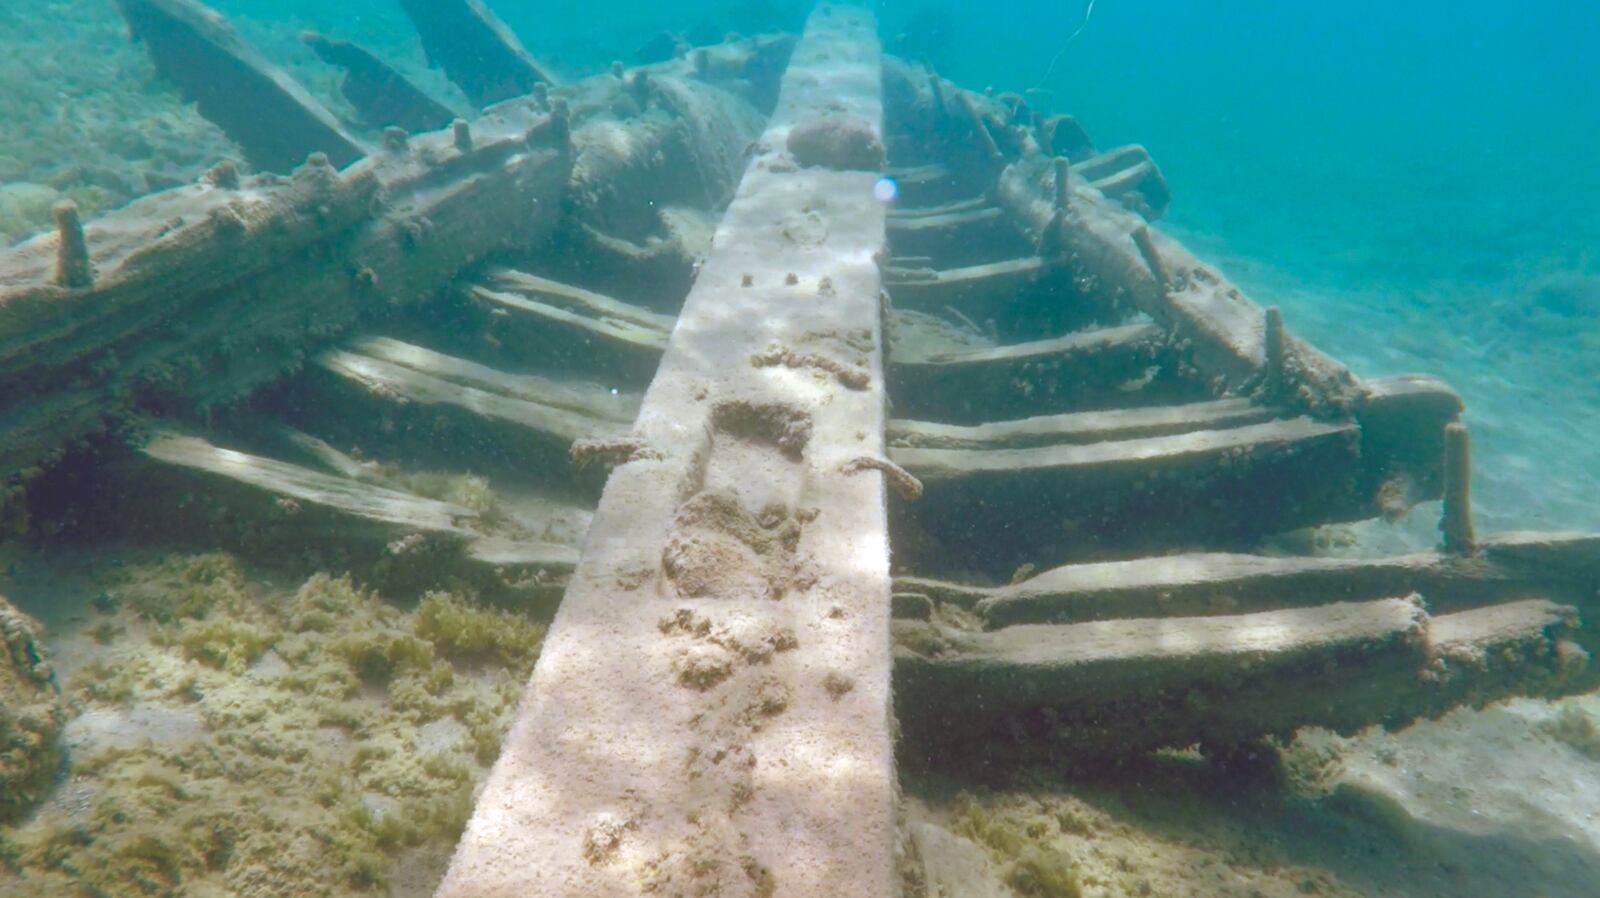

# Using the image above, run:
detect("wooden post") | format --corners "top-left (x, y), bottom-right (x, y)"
top-left (51, 201), bottom-right (92, 289)
top-left (1052, 156), bottom-right (1071, 214)
top-left (1130, 225), bottom-right (1171, 293)
top-left (1441, 422), bottom-right (1476, 554)
top-left (1263, 306), bottom-right (1287, 400)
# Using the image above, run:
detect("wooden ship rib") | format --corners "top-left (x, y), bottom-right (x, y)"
top-left (1, 1), bottom-right (1596, 895)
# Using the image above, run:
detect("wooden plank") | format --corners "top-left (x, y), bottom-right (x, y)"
top-left (303, 31), bottom-right (459, 133)
top-left (437, 8), bottom-right (896, 896)
top-left (349, 335), bottom-right (640, 423)
top-left (888, 397), bottom-right (1275, 451)
top-left (142, 431), bottom-right (474, 537)
top-left (119, 431), bottom-right (578, 604)
top-left (396, 0), bottom-right (556, 107)
top-left (894, 597), bottom-right (1587, 767)
top-left (888, 322), bottom-right (1196, 423)
top-left (884, 256), bottom-right (1043, 309)
top-left (887, 206), bottom-right (1022, 267)
top-left (466, 280), bottom-right (670, 385)
top-left (887, 205), bottom-right (1001, 232)
top-left (887, 196), bottom-right (989, 220)
top-left (1072, 145), bottom-right (1171, 220)
top-left (900, 543), bottom-right (1570, 628)
top-left (273, 341), bottom-right (627, 492)
top-left (890, 417), bottom-right (1365, 577)
top-left (115, 0), bottom-right (368, 172)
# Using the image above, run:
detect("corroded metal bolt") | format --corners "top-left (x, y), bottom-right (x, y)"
top-left (382, 126), bottom-right (410, 153)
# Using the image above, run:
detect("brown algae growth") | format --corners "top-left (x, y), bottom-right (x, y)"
top-left (0, 553), bottom-right (544, 897)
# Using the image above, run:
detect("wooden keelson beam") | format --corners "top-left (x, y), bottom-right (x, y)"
top-left (436, 6), bottom-right (896, 898)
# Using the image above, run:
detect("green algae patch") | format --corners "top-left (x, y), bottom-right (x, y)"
top-left (0, 553), bottom-right (545, 897)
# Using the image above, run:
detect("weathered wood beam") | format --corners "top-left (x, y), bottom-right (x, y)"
top-left (997, 151), bottom-right (1363, 413)
top-left (115, 0), bottom-right (368, 172)
top-left (884, 256), bottom-right (1044, 309)
top-left (895, 596), bottom-right (1589, 767)
top-left (276, 337), bottom-right (634, 485)
top-left (888, 322), bottom-right (1192, 423)
top-left (888, 397), bottom-right (1276, 451)
top-left (106, 431), bottom-right (579, 602)
top-left (302, 31), bottom-right (458, 133)
top-left (437, 7), bottom-right (896, 896)
top-left (0, 100), bottom-right (571, 484)
top-left (891, 416), bottom-right (1363, 577)
top-left (465, 271), bottom-right (672, 385)
top-left (893, 530), bottom-right (1600, 628)
top-left (396, 0), bottom-right (557, 107)
top-left (1, 66), bottom-right (765, 488)
top-left (1072, 144), bottom-right (1171, 221)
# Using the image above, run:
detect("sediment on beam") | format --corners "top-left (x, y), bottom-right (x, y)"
top-left (303, 31), bottom-right (459, 133)
top-left (894, 537), bottom-right (1600, 628)
top-left (995, 151), bottom-right (1362, 411)
top-left (116, 0), bottom-right (368, 171)
top-left (888, 322), bottom-right (1198, 423)
top-left (884, 256), bottom-right (1044, 310)
top-left (888, 397), bottom-right (1276, 451)
top-left (395, 0), bottom-right (556, 107)
top-left (894, 596), bottom-right (1589, 768)
top-left (269, 336), bottom-right (634, 486)
top-left (437, 6), bottom-right (896, 897)
top-left (891, 416), bottom-right (1364, 578)
top-left (464, 269), bottom-right (672, 385)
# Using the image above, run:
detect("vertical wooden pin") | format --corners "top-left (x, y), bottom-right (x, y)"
top-left (452, 119), bottom-right (473, 152)
top-left (1052, 156), bottom-right (1071, 214)
top-left (1131, 225), bottom-right (1171, 293)
top-left (1263, 306), bottom-right (1287, 399)
top-left (1440, 422), bottom-right (1476, 555)
top-left (52, 200), bottom-right (93, 289)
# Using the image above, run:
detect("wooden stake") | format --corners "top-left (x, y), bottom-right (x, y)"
top-left (1052, 156), bottom-right (1071, 214)
top-left (1441, 422), bottom-right (1476, 555)
top-left (1130, 225), bottom-right (1171, 293)
top-left (52, 201), bottom-right (92, 289)
top-left (1263, 306), bottom-right (1286, 399)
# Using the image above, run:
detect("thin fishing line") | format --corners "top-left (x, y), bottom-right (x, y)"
top-left (1034, 0), bottom-right (1097, 90)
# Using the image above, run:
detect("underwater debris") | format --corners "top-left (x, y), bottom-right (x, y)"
top-left (840, 454), bottom-right (924, 500)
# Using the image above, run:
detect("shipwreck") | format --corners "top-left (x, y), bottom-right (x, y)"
top-left (1, 0), bottom-right (1596, 896)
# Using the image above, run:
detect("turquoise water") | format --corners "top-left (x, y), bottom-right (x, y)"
top-left (889, 0), bottom-right (1600, 533)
